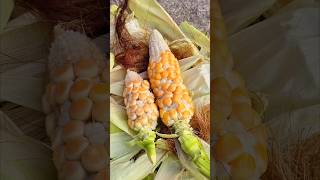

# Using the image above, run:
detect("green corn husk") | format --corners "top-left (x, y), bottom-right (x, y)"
top-left (173, 121), bottom-right (210, 178)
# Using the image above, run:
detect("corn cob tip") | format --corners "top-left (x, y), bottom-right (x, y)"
top-left (125, 70), bottom-right (142, 84)
top-left (149, 29), bottom-right (170, 61)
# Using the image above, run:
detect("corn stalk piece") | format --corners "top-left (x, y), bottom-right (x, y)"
top-left (212, 0), bottom-right (268, 179)
top-left (147, 29), bottom-right (210, 178)
top-left (123, 70), bottom-right (159, 164)
top-left (42, 26), bottom-right (107, 180)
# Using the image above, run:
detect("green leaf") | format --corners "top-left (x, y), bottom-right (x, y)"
top-left (0, 0), bottom-right (14, 33)
top-left (175, 141), bottom-right (209, 180)
top-left (128, 0), bottom-right (186, 41)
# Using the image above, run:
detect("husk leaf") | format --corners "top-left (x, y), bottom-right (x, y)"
top-left (128, 0), bottom-right (186, 41)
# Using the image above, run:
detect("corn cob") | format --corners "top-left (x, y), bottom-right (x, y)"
top-left (123, 70), bottom-right (159, 164)
top-left (42, 27), bottom-right (107, 180)
top-left (147, 29), bottom-right (210, 178)
top-left (212, 0), bottom-right (268, 179)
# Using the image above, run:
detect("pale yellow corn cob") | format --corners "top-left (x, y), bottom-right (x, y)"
top-left (42, 28), bottom-right (107, 180)
top-left (123, 70), bottom-right (159, 163)
top-left (212, 1), bottom-right (268, 180)
top-left (123, 70), bottom-right (159, 131)
top-left (148, 30), bottom-right (209, 178)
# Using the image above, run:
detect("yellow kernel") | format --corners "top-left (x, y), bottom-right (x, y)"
top-left (182, 111), bottom-right (190, 119)
top-left (169, 109), bottom-right (177, 120)
top-left (142, 80), bottom-right (150, 88)
top-left (153, 80), bottom-right (160, 87)
top-left (136, 108), bottom-right (144, 116)
top-left (132, 93), bottom-right (139, 100)
top-left (155, 63), bottom-right (162, 71)
top-left (130, 105), bottom-right (137, 112)
top-left (177, 104), bottom-right (185, 113)
top-left (163, 97), bottom-right (172, 106)
top-left (157, 99), bottom-right (164, 108)
top-left (147, 97), bottom-right (154, 103)
top-left (168, 84), bottom-right (176, 92)
top-left (161, 71), bottom-right (168, 78)
top-left (161, 83), bottom-right (170, 91)
top-left (162, 112), bottom-right (170, 125)
top-left (143, 104), bottom-right (150, 112)
top-left (139, 116), bottom-right (148, 125)
top-left (155, 73), bottom-right (161, 80)
top-left (154, 89), bottom-right (164, 97)
top-left (174, 78), bottom-right (181, 84)
top-left (129, 100), bottom-right (136, 106)
top-left (132, 87), bottom-right (139, 93)
top-left (169, 72), bottom-right (176, 79)
top-left (159, 109), bottom-right (164, 117)
top-left (139, 93), bottom-right (147, 100)
top-left (173, 94), bottom-right (182, 103)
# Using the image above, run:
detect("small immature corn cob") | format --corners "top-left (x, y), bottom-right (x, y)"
top-left (212, 0), bottom-right (268, 179)
top-left (42, 27), bottom-right (107, 180)
top-left (148, 30), bottom-right (210, 178)
top-left (123, 70), bottom-right (159, 164)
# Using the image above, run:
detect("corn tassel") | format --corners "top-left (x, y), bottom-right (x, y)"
top-left (123, 70), bottom-right (159, 164)
top-left (148, 29), bottom-right (210, 178)
top-left (42, 27), bottom-right (107, 180)
top-left (212, 0), bottom-right (268, 179)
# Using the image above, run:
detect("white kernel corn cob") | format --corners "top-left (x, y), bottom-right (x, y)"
top-left (123, 70), bottom-right (159, 164)
top-left (42, 27), bottom-right (107, 180)
top-left (148, 29), bottom-right (210, 178)
top-left (212, 1), bottom-right (268, 179)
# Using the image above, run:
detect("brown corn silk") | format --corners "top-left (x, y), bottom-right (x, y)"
top-left (212, 0), bottom-right (268, 179)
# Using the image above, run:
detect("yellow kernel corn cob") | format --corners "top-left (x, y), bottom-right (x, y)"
top-left (212, 1), bottom-right (268, 179)
top-left (42, 28), bottom-right (107, 180)
top-left (148, 29), bottom-right (210, 178)
top-left (123, 70), bottom-right (159, 164)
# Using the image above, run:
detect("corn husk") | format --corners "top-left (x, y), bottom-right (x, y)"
top-left (179, 22), bottom-right (210, 55)
top-left (220, 0), bottom-right (276, 34)
top-left (229, 0), bottom-right (320, 119)
top-left (0, 111), bottom-right (56, 180)
top-left (128, 0), bottom-right (186, 41)
top-left (4, 12), bottom-right (41, 32)
top-left (0, 0), bottom-right (14, 33)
